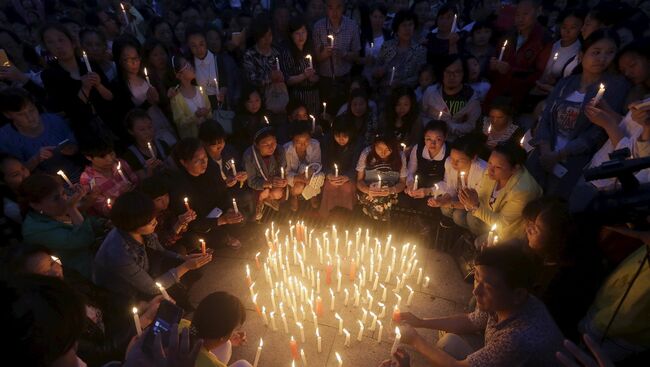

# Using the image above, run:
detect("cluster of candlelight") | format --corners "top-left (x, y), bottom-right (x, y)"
top-left (245, 222), bottom-right (431, 366)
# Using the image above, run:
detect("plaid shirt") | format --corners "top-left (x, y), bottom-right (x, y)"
top-left (312, 16), bottom-right (361, 77)
top-left (79, 159), bottom-right (138, 217)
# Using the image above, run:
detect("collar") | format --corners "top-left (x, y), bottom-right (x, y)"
top-left (195, 50), bottom-right (215, 65)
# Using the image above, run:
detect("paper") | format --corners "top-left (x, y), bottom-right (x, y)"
top-left (206, 207), bottom-right (223, 218)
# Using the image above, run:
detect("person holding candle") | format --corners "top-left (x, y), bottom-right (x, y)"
top-left (20, 173), bottom-right (107, 280)
top-left (397, 245), bottom-right (564, 366)
top-left (356, 134), bottom-right (407, 221)
top-left (381, 86), bottom-right (423, 150)
top-left (186, 26), bottom-right (229, 107)
top-left (166, 138), bottom-right (245, 249)
top-left (424, 5), bottom-right (463, 65)
top-left (464, 21), bottom-right (496, 77)
top-left (337, 88), bottom-right (379, 147)
top-left (280, 17), bottom-right (320, 116)
top-left (527, 29), bottom-right (629, 199)
top-left (283, 123), bottom-right (324, 211)
top-left (358, 4), bottom-right (392, 83)
top-left (170, 55), bottom-right (213, 139)
top-left (204, 25), bottom-right (242, 106)
top-left (617, 39), bottom-right (650, 109)
top-left (79, 28), bottom-right (117, 82)
top-left (480, 99), bottom-right (524, 151)
top-left (79, 138), bottom-right (138, 217)
top-left (142, 40), bottom-right (177, 112)
top-left (121, 109), bottom-right (172, 181)
top-left (0, 155), bottom-right (30, 232)
top-left (94, 190), bottom-right (211, 303)
top-left (232, 86), bottom-right (269, 153)
top-left (243, 127), bottom-right (287, 220)
top-left (421, 54), bottom-right (481, 142)
top-left (320, 118), bottom-right (361, 218)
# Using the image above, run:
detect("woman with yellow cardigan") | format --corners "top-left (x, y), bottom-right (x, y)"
top-left (459, 141), bottom-right (542, 242)
top-left (170, 55), bottom-right (213, 138)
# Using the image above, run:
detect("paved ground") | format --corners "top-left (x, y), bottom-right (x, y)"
top-left (188, 208), bottom-right (474, 367)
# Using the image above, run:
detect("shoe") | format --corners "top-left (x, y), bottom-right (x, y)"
top-left (264, 199), bottom-right (280, 211)
top-left (225, 236), bottom-right (242, 250)
top-left (255, 202), bottom-right (265, 221)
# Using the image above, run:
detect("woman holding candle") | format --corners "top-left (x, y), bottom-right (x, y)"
top-left (243, 127), bottom-right (288, 220)
top-left (232, 86), bottom-right (269, 153)
top-left (527, 29), bottom-right (629, 199)
top-left (424, 5), bottom-right (462, 65)
top-left (205, 25), bottom-right (242, 105)
top-left (381, 86), bottom-right (422, 150)
top-left (122, 109), bottom-right (171, 181)
top-left (358, 3), bottom-right (392, 82)
top-left (280, 17), bottom-right (320, 115)
top-left (320, 118), bottom-right (361, 218)
top-left (186, 26), bottom-right (229, 107)
top-left (94, 190), bottom-right (211, 302)
top-left (142, 40), bottom-right (176, 117)
top-left (242, 18), bottom-right (285, 106)
top-left (480, 99), bottom-right (524, 151)
top-left (170, 55), bottom-right (213, 138)
top-left (356, 134), bottom-right (407, 221)
top-left (338, 88), bottom-right (379, 147)
top-left (283, 123), bottom-right (324, 211)
top-left (79, 28), bottom-right (117, 82)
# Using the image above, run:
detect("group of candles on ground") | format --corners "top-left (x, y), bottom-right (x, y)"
top-left (243, 222), bottom-right (433, 366)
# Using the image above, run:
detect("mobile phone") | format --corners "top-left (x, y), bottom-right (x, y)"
top-left (552, 163), bottom-right (568, 178)
top-left (141, 300), bottom-right (184, 356)
top-left (0, 49), bottom-right (10, 67)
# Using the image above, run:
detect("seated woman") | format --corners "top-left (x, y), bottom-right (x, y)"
top-left (93, 190), bottom-right (212, 301)
top-left (243, 127), bottom-right (288, 220)
top-left (421, 54), bottom-right (481, 141)
top-left (356, 134), bottom-right (407, 221)
top-left (5, 242), bottom-right (163, 367)
top-left (166, 138), bottom-right (245, 249)
top-left (283, 123), bottom-right (324, 211)
top-left (481, 98), bottom-right (524, 151)
top-left (402, 120), bottom-right (449, 213)
top-left (181, 291), bottom-right (252, 367)
top-left (527, 29), bottom-right (630, 199)
top-left (618, 39), bottom-right (650, 110)
top-left (122, 108), bottom-right (172, 181)
top-left (170, 55), bottom-right (213, 139)
top-left (337, 88), bottom-right (379, 148)
top-left (20, 173), bottom-right (107, 280)
top-left (320, 119), bottom-right (361, 219)
top-left (381, 86), bottom-right (422, 150)
top-left (232, 86), bottom-right (268, 153)
top-left (459, 142), bottom-right (542, 242)
top-left (428, 134), bottom-right (487, 229)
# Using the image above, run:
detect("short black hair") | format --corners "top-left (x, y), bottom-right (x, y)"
top-left (332, 117), bottom-right (355, 137)
top-left (2, 275), bottom-right (85, 367)
top-left (0, 88), bottom-right (35, 113)
top-left (192, 291), bottom-right (246, 339)
top-left (474, 244), bottom-right (536, 290)
top-left (184, 24), bottom-right (206, 42)
top-left (124, 108), bottom-right (152, 131)
top-left (80, 136), bottom-right (115, 158)
top-left (198, 120), bottom-right (227, 145)
top-left (450, 133), bottom-right (485, 158)
top-left (492, 141), bottom-right (527, 167)
top-left (138, 174), bottom-right (169, 200)
top-left (392, 9), bottom-right (419, 34)
top-left (423, 119), bottom-right (448, 137)
top-left (18, 173), bottom-right (61, 205)
top-left (110, 191), bottom-right (156, 232)
top-left (249, 16), bottom-right (272, 43)
top-left (4, 243), bottom-right (54, 279)
top-left (289, 121), bottom-right (312, 139)
top-left (173, 138), bottom-right (204, 165)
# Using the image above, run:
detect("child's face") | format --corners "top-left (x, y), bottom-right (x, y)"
top-left (395, 96), bottom-right (412, 118)
top-left (129, 118), bottom-right (155, 143)
top-left (472, 27), bottom-right (492, 46)
top-left (334, 132), bottom-right (349, 146)
top-left (350, 96), bottom-right (367, 117)
top-left (418, 70), bottom-right (433, 88)
top-left (467, 58), bottom-right (481, 81)
top-left (205, 138), bottom-right (226, 157)
top-left (89, 152), bottom-right (117, 171)
top-left (293, 133), bottom-right (311, 153)
top-left (187, 34), bottom-right (208, 59)
top-left (4, 101), bottom-right (40, 131)
top-left (290, 106), bottom-right (309, 121)
top-left (153, 194), bottom-right (170, 211)
top-left (246, 92), bottom-right (262, 114)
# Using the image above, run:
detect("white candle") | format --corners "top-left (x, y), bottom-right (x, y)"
top-left (451, 14), bottom-right (457, 32)
top-left (413, 175), bottom-right (419, 191)
top-left (330, 288), bottom-right (335, 311)
top-left (362, 308), bottom-right (368, 324)
top-left (377, 320), bottom-right (383, 343)
top-left (275, 57), bottom-right (280, 71)
top-left (378, 302), bottom-right (386, 318)
top-left (380, 284), bottom-right (387, 302)
top-left (460, 171), bottom-right (466, 189)
top-left (487, 223), bottom-right (497, 247)
top-left (261, 306), bottom-right (268, 326)
top-left (306, 54), bottom-right (313, 68)
top-left (300, 349), bottom-right (307, 366)
top-left (357, 320), bottom-right (364, 341)
top-left (132, 307), bottom-right (142, 336)
top-left (417, 268), bottom-right (423, 285)
top-left (334, 163), bottom-right (339, 177)
top-left (389, 66), bottom-right (395, 86)
top-left (281, 312), bottom-right (289, 333)
top-left (406, 286), bottom-right (414, 306)
top-left (144, 67), bottom-right (151, 85)
top-left (147, 142), bottom-right (156, 158)
top-left (270, 311), bottom-right (277, 330)
top-left (56, 170), bottom-right (73, 187)
top-left (377, 174), bottom-right (382, 189)
top-left (214, 77), bottom-right (219, 94)
top-left (156, 282), bottom-right (171, 301)
top-left (344, 288), bottom-right (349, 306)
top-left (335, 313), bottom-right (343, 334)
top-left (305, 165), bottom-right (309, 179)
top-left (310, 114), bottom-right (316, 132)
top-left (323, 102), bottom-right (327, 114)
top-left (116, 161), bottom-right (127, 182)
top-left (264, 115), bottom-right (270, 125)
top-left (120, 3), bottom-right (129, 24)
top-left (498, 40), bottom-right (508, 61)
top-left (232, 198), bottom-right (239, 213)
top-left (199, 86), bottom-right (205, 98)
top-left (281, 166), bottom-right (285, 179)
top-left (343, 328), bottom-right (351, 346)
top-left (328, 34), bottom-right (334, 47)
top-left (593, 83), bottom-right (606, 105)
top-left (336, 352), bottom-right (343, 367)
top-left (312, 311), bottom-right (318, 330)
top-left (297, 322), bottom-right (305, 342)
top-left (82, 51), bottom-right (92, 72)
top-left (423, 276), bottom-right (430, 288)
top-left (253, 338), bottom-right (263, 367)
top-left (316, 328), bottom-right (322, 353)
top-left (391, 327), bottom-right (401, 355)
top-left (370, 311), bottom-right (378, 331)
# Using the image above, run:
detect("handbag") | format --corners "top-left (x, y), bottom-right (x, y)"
top-left (265, 82), bottom-right (289, 114)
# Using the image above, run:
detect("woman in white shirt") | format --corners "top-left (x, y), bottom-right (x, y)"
top-left (284, 123), bottom-right (324, 211)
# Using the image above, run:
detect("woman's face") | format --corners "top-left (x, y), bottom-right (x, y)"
top-left (256, 135), bottom-right (278, 157)
top-left (396, 19), bottom-right (415, 42)
top-left (245, 92), bottom-right (262, 114)
top-left (334, 132), bottom-right (350, 146)
top-left (423, 129), bottom-right (445, 155)
top-left (206, 30), bottom-right (222, 53)
top-left (487, 151), bottom-right (516, 182)
top-left (257, 30), bottom-right (273, 49)
top-left (449, 149), bottom-right (472, 172)
top-left (443, 59), bottom-right (464, 89)
top-left (291, 26), bottom-right (308, 50)
top-left (370, 9), bottom-right (386, 30)
top-left (395, 96), bottom-right (412, 118)
top-left (30, 185), bottom-right (68, 217)
top-left (43, 28), bottom-right (75, 60)
top-left (187, 34), bottom-right (208, 59)
top-left (293, 133), bottom-right (311, 153)
top-left (560, 15), bottom-right (582, 45)
top-left (129, 118), bottom-right (155, 143)
top-left (488, 108), bottom-right (510, 129)
top-left (374, 142), bottom-right (392, 160)
top-left (205, 138), bottom-right (225, 157)
top-left (181, 147), bottom-right (209, 176)
top-left (1, 158), bottom-right (30, 191)
top-left (174, 22), bottom-right (186, 45)
top-left (618, 53), bottom-right (650, 86)
top-left (580, 39), bottom-right (617, 76)
top-left (175, 59), bottom-right (196, 82)
top-left (148, 45), bottom-right (169, 70)
top-left (153, 194), bottom-right (170, 212)
top-left (526, 215), bottom-right (547, 252)
top-left (350, 96), bottom-right (368, 117)
top-left (154, 23), bottom-right (175, 47)
top-left (581, 14), bottom-right (601, 40)
top-left (24, 252), bottom-right (64, 279)
top-left (80, 33), bottom-right (106, 61)
top-left (119, 46), bottom-right (141, 75)
top-left (290, 106), bottom-right (309, 121)
top-left (472, 27), bottom-right (492, 46)
top-left (466, 58), bottom-right (481, 81)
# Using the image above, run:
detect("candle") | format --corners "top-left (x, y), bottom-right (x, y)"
top-left (378, 174), bottom-right (382, 189)
top-left (309, 114), bottom-right (316, 132)
top-left (493, 235), bottom-right (499, 246)
top-left (316, 328), bottom-right (322, 353)
top-left (300, 349), bottom-right (307, 366)
top-left (156, 282), bottom-right (171, 301)
top-left (289, 336), bottom-right (299, 360)
top-left (82, 50), bottom-right (92, 72)
top-left (106, 198), bottom-right (112, 210)
top-left (337, 271), bottom-right (342, 292)
top-left (389, 66), bottom-right (395, 86)
top-left (380, 284), bottom-right (387, 302)
top-left (370, 311), bottom-right (378, 330)
top-left (520, 135), bottom-right (526, 146)
top-left (334, 163), bottom-right (339, 177)
top-left (281, 166), bottom-right (285, 179)
top-left (390, 327), bottom-right (401, 355)
top-left (343, 328), bottom-right (351, 347)
top-left (328, 34), bottom-right (334, 47)
top-left (344, 288), bottom-right (350, 306)
top-left (487, 123), bottom-right (492, 134)
top-left (451, 13), bottom-right (457, 32)
top-left (214, 77), bottom-right (219, 95)
top-left (132, 307), bottom-right (142, 336)
top-left (395, 294), bottom-right (402, 308)
top-left (116, 161), bottom-right (127, 182)
top-left (362, 307), bottom-right (368, 324)
top-left (406, 285), bottom-right (414, 306)
top-left (335, 313), bottom-right (343, 334)
top-left (392, 306), bottom-right (401, 323)
top-left (487, 223), bottom-right (497, 247)
top-left (199, 86), bottom-right (205, 97)
top-left (413, 175), bottom-right (419, 191)
top-left (120, 3), bottom-right (129, 24)
top-left (304, 165), bottom-right (309, 179)
top-left (417, 268), bottom-right (423, 286)
top-left (253, 338), bottom-right (263, 367)
top-left (275, 57), bottom-right (280, 71)
top-left (232, 198), bottom-right (239, 214)
top-left (335, 352), bottom-right (343, 367)
top-left (261, 306), bottom-right (268, 326)
top-left (200, 238), bottom-right (206, 254)
top-left (322, 102), bottom-right (327, 114)
top-left (264, 115), bottom-right (270, 125)
top-left (255, 252), bottom-right (261, 269)
top-left (593, 83), bottom-right (606, 105)
top-left (282, 313), bottom-right (289, 333)
top-left (460, 171), bottom-right (466, 189)
top-left (330, 288), bottom-right (335, 311)
top-left (357, 320), bottom-right (364, 341)
top-left (147, 142), bottom-right (156, 158)
top-left (249, 282), bottom-right (256, 300)
top-left (144, 67), bottom-right (151, 84)
top-left (305, 54), bottom-right (313, 68)
top-left (56, 170), bottom-right (73, 187)
top-left (377, 320), bottom-right (383, 343)
top-left (228, 159), bottom-right (237, 177)
top-left (423, 276), bottom-right (430, 288)
top-left (183, 197), bottom-right (191, 210)
top-left (316, 296), bottom-right (323, 316)
top-left (438, 110), bottom-right (443, 119)
top-left (296, 322), bottom-right (305, 342)
top-left (498, 40), bottom-right (508, 61)
top-left (270, 311), bottom-right (277, 330)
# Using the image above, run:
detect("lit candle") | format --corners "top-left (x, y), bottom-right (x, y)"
top-left (229, 159), bottom-right (237, 177)
top-left (316, 296), bottom-right (323, 316)
top-left (300, 349), bottom-right (307, 366)
top-left (413, 175), bottom-right (419, 191)
top-left (270, 311), bottom-right (277, 331)
top-left (377, 320), bottom-right (383, 343)
top-left (389, 66), bottom-right (395, 86)
top-left (183, 197), bottom-right (191, 210)
top-left (369, 311), bottom-right (378, 331)
top-left (304, 165), bottom-right (309, 179)
top-left (275, 57), bottom-right (280, 71)
top-left (487, 223), bottom-right (497, 247)
top-left (451, 13), bottom-right (457, 32)
top-left (380, 284), bottom-right (387, 302)
top-left (253, 338), bottom-right (263, 367)
top-left (395, 294), bottom-right (402, 309)
top-left (460, 171), bottom-right (466, 189)
top-left (296, 322), bottom-right (305, 342)
top-left (498, 40), bottom-right (508, 61)
top-left (344, 288), bottom-right (349, 306)
top-left (120, 3), bottom-right (129, 24)
top-left (334, 163), bottom-right (339, 177)
top-left (281, 166), bottom-right (285, 179)
top-left (335, 352), bottom-right (343, 367)
top-left (328, 34), bottom-right (334, 47)
top-left (56, 170), bottom-right (73, 187)
top-left (316, 328), bottom-right (322, 353)
top-left (255, 252), bottom-right (261, 269)
top-left (261, 306), bottom-right (268, 326)
top-left (406, 285), bottom-right (414, 306)
top-left (309, 114), bottom-right (316, 132)
top-left (343, 328), bottom-right (351, 346)
top-left (362, 307), bottom-right (368, 324)
top-left (330, 288), bottom-right (335, 311)
top-left (116, 161), bottom-right (127, 182)
top-left (487, 123), bottom-right (492, 134)
top-left (417, 268), bottom-right (423, 286)
top-left (232, 198), bottom-right (239, 214)
top-left (438, 110), bottom-right (443, 119)
top-left (282, 313), bottom-right (289, 333)
top-left (520, 135), bottom-right (526, 146)
top-left (337, 271), bottom-right (342, 292)
top-left (199, 238), bottom-right (206, 254)
top-left (377, 174), bottom-right (382, 189)
top-left (289, 336), bottom-right (299, 359)
top-left (323, 102), bottom-right (327, 114)
top-left (357, 320), bottom-right (364, 341)
top-left (132, 307), bottom-right (142, 336)
top-left (82, 50), bottom-right (92, 72)
top-left (214, 77), bottom-right (219, 94)
top-left (106, 198), bottom-right (112, 209)
top-left (593, 83), bottom-right (606, 105)
top-left (423, 276), bottom-right (430, 288)
top-left (156, 282), bottom-right (171, 301)
top-left (390, 327), bottom-right (401, 355)
top-left (305, 54), bottom-right (313, 68)
top-left (392, 306), bottom-right (401, 324)
top-left (144, 67), bottom-right (151, 85)
top-left (493, 235), bottom-right (499, 246)
top-left (199, 86), bottom-right (205, 97)
top-left (147, 142), bottom-right (156, 158)
top-left (335, 313), bottom-right (343, 334)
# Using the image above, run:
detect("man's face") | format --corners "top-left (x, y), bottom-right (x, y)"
top-left (326, 0), bottom-right (344, 24)
top-left (472, 265), bottom-right (517, 313)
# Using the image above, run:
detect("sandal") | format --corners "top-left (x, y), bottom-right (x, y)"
top-left (264, 199), bottom-right (280, 211)
top-left (255, 201), bottom-right (265, 221)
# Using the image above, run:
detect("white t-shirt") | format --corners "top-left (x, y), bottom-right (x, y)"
top-left (194, 50), bottom-right (219, 95)
top-left (545, 40), bottom-right (581, 78)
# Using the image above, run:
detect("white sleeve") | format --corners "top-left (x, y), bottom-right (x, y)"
top-left (406, 145), bottom-right (418, 183)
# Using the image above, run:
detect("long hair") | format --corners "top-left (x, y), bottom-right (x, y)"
top-left (112, 35), bottom-right (145, 90)
top-left (384, 86), bottom-right (419, 135)
top-left (365, 134), bottom-right (403, 172)
top-left (287, 16), bottom-right (314, 60)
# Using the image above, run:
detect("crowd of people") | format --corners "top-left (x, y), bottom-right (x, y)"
top-left (1, 0), bottom-right (650, 366)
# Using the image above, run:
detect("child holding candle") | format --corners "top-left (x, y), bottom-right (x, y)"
top-left (79, 28), bottom-right (118, 82)
top-left (122, 109), bottom-right (172, 181)
top-left (320, 119), bottom-right (361, 218)
top-left (79, 138), bottom-right (138, 217)
top-left (283, 123), bottom-right (324, 211)
top-left (185, 27), bottom-right (229, 107)
top-left (480, 100), bottom-right (524, 151)
top-left (170, 55), bottom-right (213, 139)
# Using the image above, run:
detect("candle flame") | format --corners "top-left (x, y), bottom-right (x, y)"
top-left (395, 326), bottom-right (401, 337)
top-left (132, 307), bottom-right (138, 314)
top-left (155, 282), bottom-right (163, 289)
top-left (259, 338), bottom-right (264, 347)
top-left (335, 352), bottom-right (342, 363)
top-left (490, 223), bottom-right (497, 231)
top-left (520, 135), bottom-right (525, 145)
